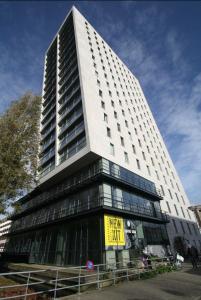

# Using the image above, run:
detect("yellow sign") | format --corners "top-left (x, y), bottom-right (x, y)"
top-left (104, 215), bottom-right (125, 246)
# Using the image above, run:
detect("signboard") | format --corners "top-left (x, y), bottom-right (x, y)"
top-left (104, 215), bottom-right (125, 246)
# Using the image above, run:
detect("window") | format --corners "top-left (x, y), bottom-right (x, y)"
top-left (151, 157), bottom-right (154, 166)
top-left (136, 159), bottom-right (140, 170)
top-left (125, 120), bottom-right (128, 127)
top-left (110, 143), bottom-right (114, 155)
top-left (142, 152), bottom-right (146, 161)
top-left (107, 127), bottom-right (111, 138)
top-left (120, 136), bottom-right (124, 146)
top-left (138, 139), bottom-right (142, 147)
top-left (147, 165), bottom-right (151, 176)
top-left (97, 79), bottom-right (100, 86)
top-left (181, 206), bottom-right (185, 218)
top-left (101, 101), bottom-right (105, 109)
top-left (117, 123), bottom-right (121, 132)
top-left (175, 193), bottom-right (179, 202)
top-left (124, 152), bottom-right (129, 163)
top-left (99, 89), bottom-right (103, 97)
top-left (155, 170), bottom-right (159, 180)
top-left (160, 185), bottom-right (165, 196)
top-left (128, 131), bottom-right (132, 140)
top-left (163, 176), bottom-right (167, 184)
top-left (174, 204), bottom-right (179, 216)
top-left (181, 195), bottom-right (185, 205)
top-left (132, 144), bottom-right (136, 154)
top-left (168, 189), bottom-right (173, 199)
top-left (114, 111), bottom-right (117, 119)
top-left (166, 201), bottom-right (171, 213)
top-left (122, 109), bottom-right (125, 116)
top-left (104, 113), bottom-right (108, 123)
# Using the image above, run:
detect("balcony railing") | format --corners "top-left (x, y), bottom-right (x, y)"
top-left (42, 95), bottom-right (55, 113)
top-left (43, 93), bottom-right (56, 109)
top-left (39, 161), bottom-right (55, 178)
top-left (59, 122), bottom-right (85, 151)
top-left (39, 148), bottom-right (55, 167)
top-left (59, 38), bottom-right (75, 64)
top-left (59, 96), bottom-right (82, 124)
top-left (41, 122), bottom-right (55, 139)
top-left (59, 137), bottom-right (86, 164)
top-left (59, 86), bottom-right (80, 112)
top-left (58, 64), bottom-right (78, 90)
top-left (101, 160), bottom-right (163, 199)
top-left (11, 194), bottom-right (168, 232)
top-left (59, 75), bottom-right (79, 98)
top-left (59, 57), bottom-right (77, 79)
top-left (59, 108), bottom-right (83, 136)
top-left (41, 136), bottom-right (55, 152)
top-left (41, 104), bottom-right (56, 123)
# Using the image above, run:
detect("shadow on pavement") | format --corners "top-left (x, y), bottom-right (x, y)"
top-left (184, 266), bottom-right (201, 276)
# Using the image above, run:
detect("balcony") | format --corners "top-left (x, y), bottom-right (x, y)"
top-left (59, 108), bottom-right (83, 137)
top-left (11, 193), bottom-right (167, 233)
top-left (41, 111), bottom-right (56, 128)
top-left (102, 194), bottom-right (168, 222)
top-left (39, 161), bottom-right (55, 178)
top-left (39, 148), bottom-right (55, 167)
top-left (58, 57), bottom-right (77, 78)
top-left (44, 72), bottom-right (56, 87)
top-left (59, 42), bottom-right (75, 62)
top-left (59, 85), bottom-right (80, 111)
top-left (59, 122), bottom-right (85, 151)
top-left (100, 160), bottom-right (163, 199)
top-left (59, 96), bottom-right (82, 124)
top-left (59, 75), bottom-right (79, 98)
top-left (59, 38), bottom-right (75, 64)
top-left (58, 64), bottom-right (78, 89)
top-left (59, 26), bottom-right (74, 48)
top-left (43, 85), bottom-right (56, 101)
top-left (42, 103), bottom-right (56, 122)
top-left (41, 136), bottom-right (55, 152)
top-left (59, 136), bottom-right (86, 164)
top-left (43, 93), bottom-right (56, 109)
top-left (41, 122), bottom-right (56, 139)
top-left (42, 99), bottom-right (56, 116)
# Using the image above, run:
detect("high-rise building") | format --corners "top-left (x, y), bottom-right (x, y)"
top-left (6, 7), bottom-right (201, 266)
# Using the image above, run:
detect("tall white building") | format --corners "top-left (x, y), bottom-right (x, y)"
top-left (6, 7), bottom-right (201, 266)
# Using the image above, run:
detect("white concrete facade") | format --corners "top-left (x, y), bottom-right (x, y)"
top-left (0, 219), bottom-right (11, 252)
top-left (39, 6), bottom-right (201, 252)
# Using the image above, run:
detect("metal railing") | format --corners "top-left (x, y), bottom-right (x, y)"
top-left (11, 193), bottom-right (167, 232)
top-left (59, 122), bottom-right (85, 151)
top-left (0, 257), bottom-right (174, 299)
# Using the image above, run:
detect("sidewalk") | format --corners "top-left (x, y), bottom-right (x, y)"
top-left (66, 263), bottom-right (201, 300)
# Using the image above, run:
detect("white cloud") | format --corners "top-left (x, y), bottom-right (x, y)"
top-left (95, 4), bottom-right (201, 204)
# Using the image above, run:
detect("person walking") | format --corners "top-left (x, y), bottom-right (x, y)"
top-left (188, 244), bottom-right (199, 269)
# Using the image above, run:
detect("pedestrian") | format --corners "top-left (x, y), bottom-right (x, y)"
top-left (188, 245), bottom-right (199, 269)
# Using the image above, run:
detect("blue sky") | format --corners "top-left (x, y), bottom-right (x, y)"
top-left (0, 1), bottom-right (201, 205)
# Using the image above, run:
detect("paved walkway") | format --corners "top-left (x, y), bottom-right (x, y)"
top-left (66, 264), bottom-right (201, 300)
